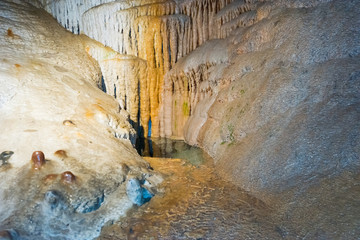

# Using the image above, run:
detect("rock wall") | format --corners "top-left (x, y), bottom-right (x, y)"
top-left (167, 0), bottom-right (360, 203)
top-left (37, 0), bottom-right (256, 137)
top-left (33, 0), bottom-right (359, 206)
top-left (0, 1), bottom-right (159, 239)
top-left (84, 41), bottom-right (148, 134)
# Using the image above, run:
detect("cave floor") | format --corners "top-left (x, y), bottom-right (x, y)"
top-left (98, 138), bottom-right (360, 240)
top-left (98, 156), bottom-right (283, 239)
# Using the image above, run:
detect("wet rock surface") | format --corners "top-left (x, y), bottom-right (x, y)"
top-left (126, 178), bottom-right (153, 206)
top-left (0, 150), bottom-right (148, 239)
top-left (100, 141), bottom-right (282, 239)
top-left (101, 139), bottom-right (360, 239)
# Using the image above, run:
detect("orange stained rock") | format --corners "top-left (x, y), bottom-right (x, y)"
top-left (85, 104), bottom-right (107, 119)
top-left (61, 171), bottom-right (76, 184)
top-left (94, 103), bottom-right (106, 113)
top-left (85, 46), bottom-right (90, 53)
top-left (85, 109), bottom-right (95, 119)
top-left (76, 132), bottom-right (84, 138)
top-left (136, 16), bottom-right (165, 137)
top-left (6, 28), bottom-right (21, 39)
top-left (31, 151), bottom-right (45, 170)
top-left (54, 150), bottom-right (67, 158)
top-left (6, 28), bottom-right (14, 37)
top-left (95, 98), bottom-right (105, 105)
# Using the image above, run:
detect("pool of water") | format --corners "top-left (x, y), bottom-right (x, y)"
top-left (135, 137), bottom-right (207, 166)
top-left (100, 138), bottom-right (284, 239)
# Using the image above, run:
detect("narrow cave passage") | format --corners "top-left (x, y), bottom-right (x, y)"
top-left (0, 0), bottom-right (358, 240)
top-left (100, 138), bottom-right (283, 239)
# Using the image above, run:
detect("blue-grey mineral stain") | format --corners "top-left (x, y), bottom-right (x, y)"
top-left (0, 151), bottom-right (14, 166)
top-left (126, 178), bottom-right (153, 206)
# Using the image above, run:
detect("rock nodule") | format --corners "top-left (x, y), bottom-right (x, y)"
top-left (31, 151), bottom-right (45, 170)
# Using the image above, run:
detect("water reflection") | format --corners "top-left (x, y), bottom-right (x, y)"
top-left (135, 137), bottom-right (206, 166)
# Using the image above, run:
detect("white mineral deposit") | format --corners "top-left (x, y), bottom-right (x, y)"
top-left (0, 0), bottom-right (359, 239)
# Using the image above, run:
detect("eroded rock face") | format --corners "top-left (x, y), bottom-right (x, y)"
top-left (0, 1), bottom-right (159, 239)
top-left (32, 0), bottom-right (359, 201)
top-left (166, 0), bottom-right (360, 204)
top-left (3, 0), bottom-right (359, 238)
top-left (38, 0), bottom-right (253, 137)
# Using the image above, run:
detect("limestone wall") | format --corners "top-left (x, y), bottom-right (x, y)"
top-left (37, 0), bottom-right (256, 137)
top-left (32, 0), bottom-right (360, 204)
top-left (0, 1), bottom-right (159, 239)
top-left (169, 0), bottom-right (360, 203)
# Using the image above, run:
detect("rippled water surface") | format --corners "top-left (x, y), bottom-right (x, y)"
top-left (99, 138), bottom-right (283, 239)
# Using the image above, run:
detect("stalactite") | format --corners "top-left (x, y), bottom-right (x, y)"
top-left (214, 0), bottom-right (254, 38)
top-left (178, 0), bottom-right (234, 45)
top-left (100, 57), bottom-right (147, 129)
top-left (161, 63), bottom-right (217, 138)
top-left (40, 0), bottom-right (115, 34)
top-left (84, 40), bottom-right (148, 135)
top-left (81, 1), bottom-right (192, 137)
top-left (82, 2), bottom-right (132, 46)
top-left (135, 14), bottom-right (191, 136)
top-left (220, 10), bottom-right (258, 38)
top-left (41, 0), bottom-right (266, 138)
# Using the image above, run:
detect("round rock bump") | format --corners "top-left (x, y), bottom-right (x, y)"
top-left (61, 171), bottom-right (76, 184)
top-left (54, 150), bottom-right (67, 159)
top-left (31, 151), bottom-right (45, 170)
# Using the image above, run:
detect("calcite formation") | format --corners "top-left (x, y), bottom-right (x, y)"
top-left (0, 1), bottom-right (159, 239)
top-left (38, 0), bottom-right (257, 137)
top-left (84, 40), bottom-right (148, 134)
top-left (169, 0), bottom-right (360, 207)
top-left (60, 171), bottom-right (77, 184)
top-left (31, 151), bottom-right (46, 170)
top-left (2, 0), bottom-right (359, 238)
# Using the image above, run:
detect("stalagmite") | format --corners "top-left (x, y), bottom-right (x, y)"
top-left (31, 151), bottom-right (46, 170)
top-left (61, 171), bottom-right (76, 184)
